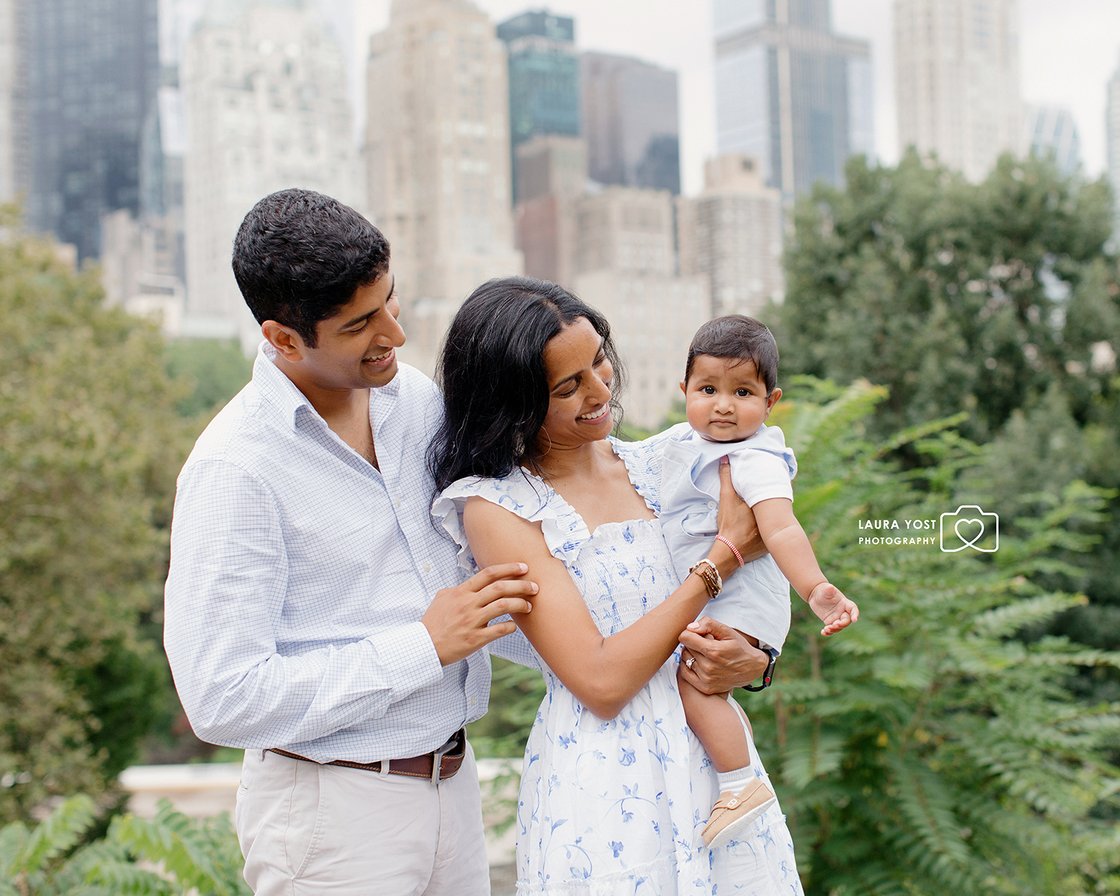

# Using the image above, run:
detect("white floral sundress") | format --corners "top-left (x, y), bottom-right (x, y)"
top-left (434, 437), bottom-right (803, 896)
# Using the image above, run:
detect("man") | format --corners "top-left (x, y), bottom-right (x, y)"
top-left (164, 189), bottom-right (765, 895)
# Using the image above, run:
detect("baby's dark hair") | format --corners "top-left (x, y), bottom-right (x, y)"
top-left (684, 315), bottom-right (779, 394)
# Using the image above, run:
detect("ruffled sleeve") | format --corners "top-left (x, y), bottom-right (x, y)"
top-left (610, 421), bottom-right (692, 514)
top-left (432, 469), bottom-right (591, 571)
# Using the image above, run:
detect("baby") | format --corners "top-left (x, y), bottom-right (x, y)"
top-left (660, 314), bottom-right (859, 848)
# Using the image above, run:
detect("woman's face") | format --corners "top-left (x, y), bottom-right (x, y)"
top-left (537, 316), bottom-right (614, 454)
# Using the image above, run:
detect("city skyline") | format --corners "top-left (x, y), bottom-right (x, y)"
top-left (7, 0), bottom-right (1120, 355)
top-left (348, 0), bottom-right (1120, 192)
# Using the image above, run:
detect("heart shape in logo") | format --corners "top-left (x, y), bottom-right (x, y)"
top-left (954, 518), bottom-right (985, 548)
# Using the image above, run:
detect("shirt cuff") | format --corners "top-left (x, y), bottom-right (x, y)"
top-left (365, 621), bottom-right (444, 697)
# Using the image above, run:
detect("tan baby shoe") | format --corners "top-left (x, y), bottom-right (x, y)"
top-left (701, 779), bottom-right (778, 848)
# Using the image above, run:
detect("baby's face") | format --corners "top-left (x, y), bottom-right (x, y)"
top-left (681, 355), bottom-right (777, 442)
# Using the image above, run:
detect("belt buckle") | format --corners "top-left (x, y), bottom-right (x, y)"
top-left (430, 731), bottom-right (460, 784)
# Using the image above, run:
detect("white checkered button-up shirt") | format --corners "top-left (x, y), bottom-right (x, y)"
top-left (164, 344), bottom-right (489, 762)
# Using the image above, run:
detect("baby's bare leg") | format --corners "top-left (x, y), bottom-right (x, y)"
top-left (680, 664), bottom-right (778, 848)
top-left (677, 665), bottom-right (751, 773)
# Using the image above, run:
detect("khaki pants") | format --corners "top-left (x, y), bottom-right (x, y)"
top-left (235, 743), bottom-right (490, 895)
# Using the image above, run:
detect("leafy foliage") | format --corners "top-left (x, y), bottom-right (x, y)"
top-left (163, 338), bottom-right (251, 420)
top-left (776, 150), bottom-right (1120, 715)
top-left (739, 381), bottom-right (1120, 894)
top-left (0, 215), bottom-right (192, 821)
top-left (777, 151), bottom-right (1119, 443)
top-left (0, 795), bottom-right (248, 894)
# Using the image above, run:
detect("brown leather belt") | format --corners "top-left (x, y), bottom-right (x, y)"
top-left (268, 729), bottom-right (466, 784)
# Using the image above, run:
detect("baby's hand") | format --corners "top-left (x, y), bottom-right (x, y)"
top-left (807, 583), bottom-right (859, 636)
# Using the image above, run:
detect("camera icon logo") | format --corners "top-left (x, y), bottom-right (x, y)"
top-left (939, 505), bottom-right (999, 553)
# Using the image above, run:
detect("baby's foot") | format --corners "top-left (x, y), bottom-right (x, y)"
top-left (701, 779), bottom-right (777, 848)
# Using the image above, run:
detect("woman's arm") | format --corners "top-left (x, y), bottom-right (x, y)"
top-left (464, 498), bottom-right (713, 719)
top-left (462, 462), bottom-right (752, 720)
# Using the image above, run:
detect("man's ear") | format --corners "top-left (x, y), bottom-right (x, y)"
top-left (679, 379), bottom-right (687, 396)
top-left (261, 320), bottom-right (305, 361)
top-left (765, 386), bottom-right (783, 416)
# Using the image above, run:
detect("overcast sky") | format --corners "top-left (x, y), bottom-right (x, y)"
top-left (349, 0), bottom-right (1120, 195)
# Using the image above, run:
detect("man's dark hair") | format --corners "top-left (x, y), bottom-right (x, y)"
top-left (428, 276), bottom-right (625, 491)
top-left (232, 189), bottom-right (390, 347)
top-left (684, 315), bottom-right (780, 394)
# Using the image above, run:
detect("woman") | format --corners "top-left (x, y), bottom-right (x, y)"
top-left (430, 277), bottom-right (802, 895)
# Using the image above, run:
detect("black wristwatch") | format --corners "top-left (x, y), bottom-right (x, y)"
top-left (742, 646), bottom-right (779, 692)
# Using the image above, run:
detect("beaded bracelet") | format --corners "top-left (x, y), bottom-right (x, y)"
top-left (714, 534), bottom-right (746, 568)
top-left (688, 558), bottom-right (723, 599)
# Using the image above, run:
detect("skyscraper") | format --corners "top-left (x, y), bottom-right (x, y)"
top-left (1024, 105), bottom-right (1081, 177)
top-left (497, 9), bottom-right (580, 204)
top-left (713, 0), bottom-right (872, 199)
top-left (568, 186), bottom-right (709, 428)
top-left (513, 134), bottom-right (587, 285)
top-left (581, 51), bottom-right (681, 195)
top-left (677, 154), bottom-right (784, 318)
top-left (894, 0), bottom-right (1022, 182)
top-left (1107, 60), bottom-right (1120, 240)
top-left (182, 0), bottom-right (357, 341)
top-left (365, 0), bottom-right (522, 373)
top-left (20, 0), bottom-right (159, 259)
top-left (0, 0), bottom-right (24, 204)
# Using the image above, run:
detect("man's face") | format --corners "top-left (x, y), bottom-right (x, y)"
top-left (296, 271), bottom-right (405, 392)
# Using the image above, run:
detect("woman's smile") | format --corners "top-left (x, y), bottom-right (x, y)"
top-left (578, 404), bottom-right (611, 423)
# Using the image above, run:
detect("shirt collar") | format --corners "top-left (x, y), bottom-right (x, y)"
top-left (253, 340), bottom-right (404, 432)
top-left (253, 341), bottom-right (318, 431)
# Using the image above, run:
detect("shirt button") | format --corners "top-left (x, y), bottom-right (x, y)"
top-left (707, 501), bottom-right (717, 510)
top-left (468, 697), bottom-right (478, 707)
top-left (423, 562), bottom-right (432, 573)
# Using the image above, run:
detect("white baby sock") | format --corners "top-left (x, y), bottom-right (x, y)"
top-left (716, 767), bottom-right (753, 795)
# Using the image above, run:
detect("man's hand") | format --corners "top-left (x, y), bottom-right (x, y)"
top-left (678, 616), bottom-right (768, 694)
top-left (422, 563), bottom-right (538, 665)
top-left (807, 583), bottom-right (859, 636)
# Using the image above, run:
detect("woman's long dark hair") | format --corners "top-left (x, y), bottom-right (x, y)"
top-left (428, 276), bottom-right (625, 492)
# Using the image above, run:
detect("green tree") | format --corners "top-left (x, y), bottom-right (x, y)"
top-left (164, 338), bottom-right (252, 420)
top-left (777, 151), bottom-right (1118, 443)
top-left (0, 216), bottom-right (191, 821)
top-left (743, 380), bottom-right (1120, 894)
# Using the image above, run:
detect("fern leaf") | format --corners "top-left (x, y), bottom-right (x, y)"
top-left (971, 592), bottom-right (1086, 637)
top-left (16, 794), bottom-right (96, 875)
top-left (779, 729), bottom-right (848, 789)
top-left (0, 821), bottom-right (29, 877)
top-left (86, 857), bottom-right (175, 895)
